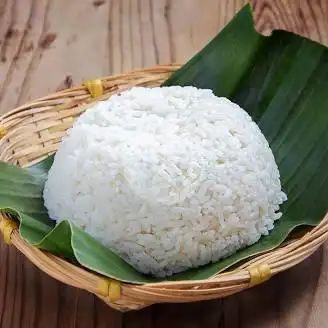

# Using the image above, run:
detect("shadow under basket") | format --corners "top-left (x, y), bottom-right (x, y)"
top-left (0, 65), bottom-right (328, 312)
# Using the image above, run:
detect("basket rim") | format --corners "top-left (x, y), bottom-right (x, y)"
top-left (0, 65), bottom-right (327, 311)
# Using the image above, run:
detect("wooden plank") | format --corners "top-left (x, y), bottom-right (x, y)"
top-left (251, 0), bottom-right (328, 45)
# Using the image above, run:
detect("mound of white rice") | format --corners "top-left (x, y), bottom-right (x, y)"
top-left (43, 86), bottom-right (287, 277)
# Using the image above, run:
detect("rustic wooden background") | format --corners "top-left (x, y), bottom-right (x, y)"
top-left (1, 0), bottom-right (328, 327)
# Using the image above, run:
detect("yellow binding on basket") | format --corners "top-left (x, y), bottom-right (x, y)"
top-left (83, 79), bottom-right (104, 98)
top-left (0, 125), bottom-right (7, 139)
top-left (0, 217), bottom-right (18, 245)
top-left (248, 264), bottom-right (272, 286)
top-left (98, 278), bottom-right (121, 302)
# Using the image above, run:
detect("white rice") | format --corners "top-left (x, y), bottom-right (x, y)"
top-left (43, 86), bottom-right (287, 277)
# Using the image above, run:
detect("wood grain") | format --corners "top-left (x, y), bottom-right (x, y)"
top-left (250, 0), bottom-right (328, 45)
top-left (1, 0), bottom-right (328, 327)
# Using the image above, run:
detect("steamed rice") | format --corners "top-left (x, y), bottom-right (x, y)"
top-left (43, 86), bottom-right (287, 277)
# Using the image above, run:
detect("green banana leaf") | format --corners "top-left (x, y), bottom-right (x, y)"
top-left (1, 4), bottom-right (328, 283)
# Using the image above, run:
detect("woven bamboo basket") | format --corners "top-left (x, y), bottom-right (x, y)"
top-left (1, 65), bottom-right (328, 312)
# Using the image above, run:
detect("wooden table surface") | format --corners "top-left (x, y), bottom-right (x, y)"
top-left (1, 0), bottom-right (328, 327)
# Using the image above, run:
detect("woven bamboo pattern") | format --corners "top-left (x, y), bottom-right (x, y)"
top-left (0, 65), bottom-right (328, 312)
